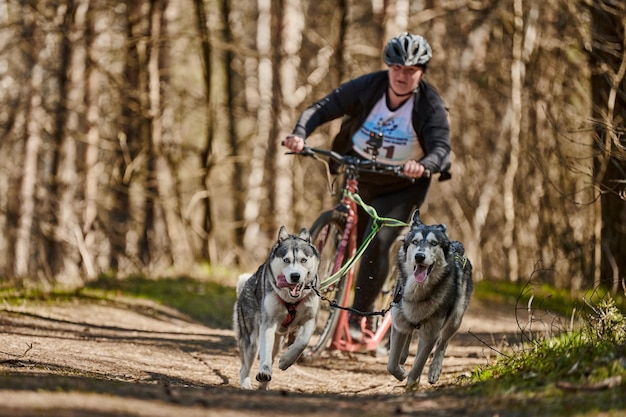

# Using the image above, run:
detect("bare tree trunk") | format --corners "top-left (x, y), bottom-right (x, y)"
top-left (243, 0), bottom-right (273, 256)
top-left (146, 0), bottom-right (170, 271)
top-left (267, 0), bottom-right (298, 233)
top-left (149, 0), bottom-right (194, 269)
top-left (335, 0), bottom-right (349, 85)
top-left (15, 8), bottom-right (48, 279)
top-left (591, 0), bottom-right (626, 291)
top-left (503, 0), bottom-right (524, 282)
top-left (83, 0), bottom-right (102, 278)
top-left (53, 0), bottom-right (86, 285)
top-left (222, 0), bottom-right (243, 255)
top-left (194, 0), bottom-right (215, 262)
top-left (0, 2), bottom-right (16, 274)
top-left (383, 0), bottom-right (409, 39)
top-left (110, 1), bottom-right (148, 272)
top-left (15, 68), bottom-right (42, 278)
top-left (503, 0), bottom-right (539, 282)
top-left (472, 105), bottom-right (512, 281)
top-left (132, 1), bottom-right (157, 269)
top-left (445, 7), bottom-right (518, 281)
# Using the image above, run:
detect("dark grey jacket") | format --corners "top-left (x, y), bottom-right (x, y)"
top-left (292, 70), bottom-right (451, 179)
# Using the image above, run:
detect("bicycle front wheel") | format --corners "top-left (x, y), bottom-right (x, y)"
top-left (304, 210), bottom-right (351, 360)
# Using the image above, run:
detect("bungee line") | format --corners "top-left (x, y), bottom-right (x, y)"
top-left (319, 191), bottom-right (408, 290)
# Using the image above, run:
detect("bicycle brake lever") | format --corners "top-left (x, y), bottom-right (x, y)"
top-left (397, 167), bottom-right (430, 182)
top-left (299, 146), bottom-right (317, 158)
top-left (281, 141), bottom-right (317, 158)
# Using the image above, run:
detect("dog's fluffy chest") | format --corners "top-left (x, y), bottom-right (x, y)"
top-left (263, 292), bottom-right (319, 332)
top-left (397, 275), bottom-right (451, 326)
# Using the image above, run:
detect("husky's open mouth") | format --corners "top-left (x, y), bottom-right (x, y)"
top-left (276, 275), bottom-right (305, 298)
top-left (413, 263), bottom-right (434, 283)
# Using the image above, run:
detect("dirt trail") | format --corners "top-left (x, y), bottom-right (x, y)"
top-left (0, 294), bottom-right (524, 417)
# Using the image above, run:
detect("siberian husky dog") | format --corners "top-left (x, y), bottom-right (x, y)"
top-left (387, 209), bottom-right (473, 391)
top-left (233, 226), bottom-right (320, 390)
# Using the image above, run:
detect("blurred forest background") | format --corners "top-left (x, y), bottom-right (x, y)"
top-left (0, 0), bottom-right (624, 291)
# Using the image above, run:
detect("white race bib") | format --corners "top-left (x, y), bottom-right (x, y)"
top-left (352, 95), bottom-right (424, 164)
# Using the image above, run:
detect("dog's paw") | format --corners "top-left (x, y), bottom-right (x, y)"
top-left (240, 378), bottom-right (253, 390)
top-left (256, 371), bottom-right (272, 383)
top-left (428, 356), bottom-right (443, 384)
top-left (278, 358), bottom-right (292, 370)
top-left (405, 380), bottom-right (420, 392)
top-left (387, 365), bottom-right (407, 382)
top-left (278, 352), bottom-right (298, 370)
top-left (428, 368), bottom-right (442, 385)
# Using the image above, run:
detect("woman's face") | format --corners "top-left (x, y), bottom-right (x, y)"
top-left (388, 64), bottom-right (423, 96)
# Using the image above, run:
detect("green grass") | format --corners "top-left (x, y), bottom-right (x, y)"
top-left (0, 286), bottom-right (87, 305)
top-left (0, 273), bottom-right (238, 330)
top-left (85, 274), bottom-right (237, 329)
top-left (473, 280), bottom-right (625, 319)
top-left (466, 282), bottom-right (626, 415)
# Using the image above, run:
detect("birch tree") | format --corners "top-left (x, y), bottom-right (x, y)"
top-left (243, 0), bottom-right (273, 257)
top-left (82, 0), bottom-right (102, 277)
top-left (272, 0), bottom-right (304, 230)
top-left (15, 6), bottom-right (55, 280)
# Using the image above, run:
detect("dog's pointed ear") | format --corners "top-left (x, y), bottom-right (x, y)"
top-left (437, 224), bottom-right (451, 253)
top-left (410, 209), bottom-right (423, 228)
top-left (278, 226), bottom-right (289, 242)
top-left (450, 240), bottom-right (465, 256)
top-left (298, 227), bottom-right (311, 243)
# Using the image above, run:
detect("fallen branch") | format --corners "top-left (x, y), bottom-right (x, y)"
top-left (0, 343), bottom-right (33, 363)
top-left (557, 375), bottom-right (622, 391)
top-left (468, 329), bottom-right (511, 358)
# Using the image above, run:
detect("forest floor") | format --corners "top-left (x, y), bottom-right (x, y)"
top-left (0, 289), bottom-right (617, 417)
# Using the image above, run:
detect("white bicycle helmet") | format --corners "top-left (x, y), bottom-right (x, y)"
top-left (383, 33), bottom-right (432, 67)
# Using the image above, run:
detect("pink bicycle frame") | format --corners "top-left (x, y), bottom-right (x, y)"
top-left (328, 178), bottom-right (393, 352)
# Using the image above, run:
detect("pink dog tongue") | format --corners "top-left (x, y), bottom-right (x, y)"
top-left (277, 274), bottom-right (300, 296)
top-left (277, 274), bottom-right (289, 288)
top-left (414, 265), bottom-right (428, 283)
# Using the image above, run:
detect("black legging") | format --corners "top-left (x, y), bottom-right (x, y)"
top-left (352, 177), bottom-right (431, 313)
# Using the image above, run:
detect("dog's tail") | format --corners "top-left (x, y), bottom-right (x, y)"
top-left (236, 273), bottom-right (252, 297)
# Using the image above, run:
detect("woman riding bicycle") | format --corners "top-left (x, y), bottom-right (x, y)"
top-left (283, 32), bottom-right (451, 341)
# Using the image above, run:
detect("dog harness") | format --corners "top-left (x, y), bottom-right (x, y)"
top-left (278, 284), bottom-right (316, 328)
top-left (281, 299), bottom-right (302, 328)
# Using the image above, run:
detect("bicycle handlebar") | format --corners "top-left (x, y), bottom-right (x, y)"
top-left (294, 146), bottom-right (431, 179)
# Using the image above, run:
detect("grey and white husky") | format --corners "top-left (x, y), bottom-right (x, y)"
top-left (233, 226), bottom-right (320, 390)
top-left (387, 209), bottom-right (473, 391)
